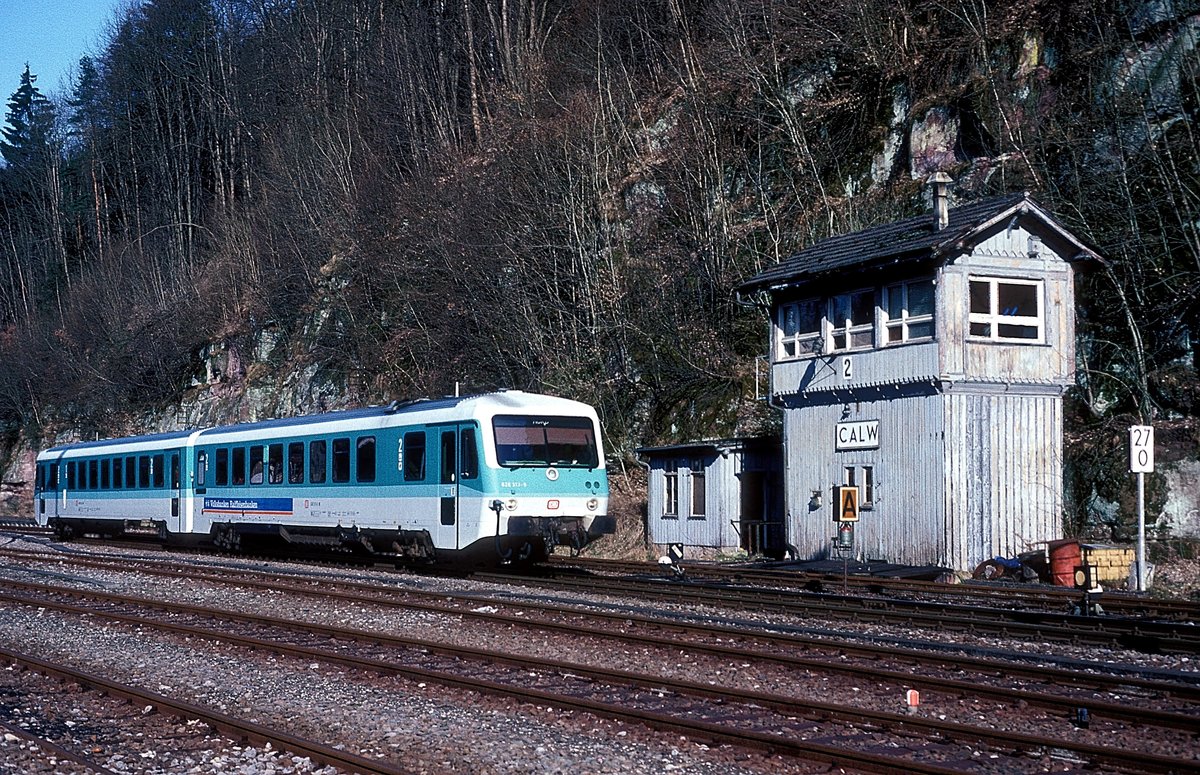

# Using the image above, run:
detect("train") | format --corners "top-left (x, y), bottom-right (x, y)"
top-left (32, 390), bottom-right (614, 564)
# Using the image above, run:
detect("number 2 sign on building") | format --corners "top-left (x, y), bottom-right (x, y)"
top-left (1129, 425), bottom-right (1154, 592)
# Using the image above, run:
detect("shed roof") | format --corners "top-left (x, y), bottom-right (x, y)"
top-left (737, 192), bottom-right (1100, 295)
top-left (636, 436), bottom-right (780, 457)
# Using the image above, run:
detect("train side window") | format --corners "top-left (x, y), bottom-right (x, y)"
top-left (232, 447), bottom-right (246, 486)
top-left (440, 431), bottom-right (456, 484)
top-left (101, 459), bottom-right (111, 489)
top-left (460, 428), bottom-right (478, 480)
top-left (287, 442), bottom-right (305, 484)
top-left (332, 438), bottom-right (350, 483)
top-left (402, 432), bottom-right (425, 482)
top-left (356, 437), bottom-right (376, 483)
top-left (48, 463), bottom-right (58, 490)
top-left (152, 454), bottom-right (165, 488)
top-left (34, 464), bottom-right (43, 493)
top-left (268, 444), bottom-right (283, 485)
top-left (67, 461), bottom-right (76, 490)
top-left (112, 458), bottom-right (122, 490)
top-left (249, 445), bottom-right (264, 485)
top-left (196, 452), bottom-right (207, 487)
top-left (309, 440), bottom-right (327, 484)
top-left (215, 448), bottom-right (229, 486)
top-left (170, 453), bottom-right (180, 489)
top-left (139, 456), bottom-right (151, 488)
top-left (125, 456), bottom-right (137, 488)
top-left (89, 460), bottom-right (99, 490)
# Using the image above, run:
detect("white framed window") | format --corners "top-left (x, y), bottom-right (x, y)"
top-left (843, 464), bottom-right (874, 510)
top-left (884, 278), bottom-right (934, 344)
top-left (663, 459), bottom-right (679, 518)
top-left (829, 289), bottom-right (874, 351)
top-left (689, 458), bottom-right (706, 519)
top-left (969, 277), bottom-right (1043, 342)
top-left (777, 298), bottom-right (821, 359)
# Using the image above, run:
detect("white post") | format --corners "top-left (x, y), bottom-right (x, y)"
top-left (1137, 471), bottom-right (1146, 593)
top-left (1129, 424), bottom-right (1153, 593)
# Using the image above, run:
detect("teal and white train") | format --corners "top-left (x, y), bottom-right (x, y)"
top-left (33, 391), bottom-right (613, 564)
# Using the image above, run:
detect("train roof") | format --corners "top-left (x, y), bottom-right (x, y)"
top-left (37, 391), bottom-right (593, 458)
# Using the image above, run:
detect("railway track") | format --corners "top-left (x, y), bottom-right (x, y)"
top-left (0, 544), bottom-right (1198, 773)
top-left (518, 565), bottom-right (1200, 654)
top-left (547, 555), bottom-right (1200, 620)
top-left (2, 577), bottom-right (1197, 774)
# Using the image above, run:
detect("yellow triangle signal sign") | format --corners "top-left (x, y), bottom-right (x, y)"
top-left (838, 486), bottom-right (860, 522)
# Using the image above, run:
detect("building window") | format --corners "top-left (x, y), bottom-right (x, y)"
top-left (969, 277), bottom-right (1042, 342)
top-left (663, 460), bottom-right (679, 518)
top-left (843, 465), bottom-right (874, 510)
top-left (829, 289), bottom-right (874, 351)
top-left (884, 278), bottom-right (934, 344)
top-left (777, 298), bottom-right (821, 359)
top-left (689, 458), bottom-right (706, 519)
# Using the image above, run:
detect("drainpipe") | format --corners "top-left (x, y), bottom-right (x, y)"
top-left (927, 171), bottom-right (952, 230)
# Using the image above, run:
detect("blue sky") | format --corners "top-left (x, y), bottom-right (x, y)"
top-left (0, 0), bottom-right (130, 104)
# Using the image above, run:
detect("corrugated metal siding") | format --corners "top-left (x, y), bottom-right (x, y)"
top-left (645, 453), bottom-right (741, 550)
top-left (945, 390), bottom-right (1064, 570)
top-left (784, 392), bottom-right (946, 565)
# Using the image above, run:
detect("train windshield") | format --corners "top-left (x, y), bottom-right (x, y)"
top-left (492, 415), bottom-right (599, 469)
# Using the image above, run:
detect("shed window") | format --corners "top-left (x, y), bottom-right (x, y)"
top-left (777, 298), bottom-right (821, 359)
top-left (884, 278), bottom-right (934, 343)
top-left (969, 277), bottom-right (1042, 342)
top-left (829, 289), bottom-right (875, 351)
top-left (663, 460), bottom-right (679, 518)
top-left (843, 465), bottom-right (874, 510)
top-left (689, 458), bottom-right (706, 519)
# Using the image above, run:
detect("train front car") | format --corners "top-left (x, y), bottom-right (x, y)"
top-left (462, 392), bottom-right (613, 564)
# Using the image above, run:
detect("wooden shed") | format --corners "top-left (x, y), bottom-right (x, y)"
top-left (736, 184), bottom-right (1099, 571)
top-left (637, 437), bottom-right (785, 558)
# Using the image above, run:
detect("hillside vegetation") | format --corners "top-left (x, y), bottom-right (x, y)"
top-left (0, 0), bottom-right (1197, 532)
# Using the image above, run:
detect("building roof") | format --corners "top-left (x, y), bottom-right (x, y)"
top-left (737, 192), bottom-right (1100, 295)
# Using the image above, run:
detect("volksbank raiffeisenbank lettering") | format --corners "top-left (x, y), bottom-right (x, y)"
top-left (835, 420), bottom-right (879, 450)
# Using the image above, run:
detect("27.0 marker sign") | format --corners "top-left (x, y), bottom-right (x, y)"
top-left (1129, 425), bottom-right (1154, 473)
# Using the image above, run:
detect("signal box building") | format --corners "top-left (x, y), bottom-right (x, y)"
top-left (638, 437), bottom-right (785, 558)
top-left (736, 186), bottom-right (1099, 571)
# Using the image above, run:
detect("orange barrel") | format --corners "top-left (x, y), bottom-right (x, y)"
top-left (1048, 540), bottom-right (1081, 587)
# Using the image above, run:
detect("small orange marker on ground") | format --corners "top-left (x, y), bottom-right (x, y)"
top-left (906, 689), bottom-right (920, 713)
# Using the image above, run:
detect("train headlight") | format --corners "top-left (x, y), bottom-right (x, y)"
top-left (506, 498), bottom-right (518, 511)
top-left (587, 498), bottom-right (599, 511)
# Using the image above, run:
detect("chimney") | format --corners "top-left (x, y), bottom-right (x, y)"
top-left (927, 172), bottom-right (952, 230)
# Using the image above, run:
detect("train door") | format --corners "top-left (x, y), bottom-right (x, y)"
top-left (170, 450), bottom-right (183, 533)
top-left (437, 428), bottom-right (459, 549)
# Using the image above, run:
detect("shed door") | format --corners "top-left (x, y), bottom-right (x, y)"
top-left (437, 429), bottom-right (459, 549)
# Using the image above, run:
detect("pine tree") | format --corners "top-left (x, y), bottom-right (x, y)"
top-left (1, 64), bottom-right (57, 176)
